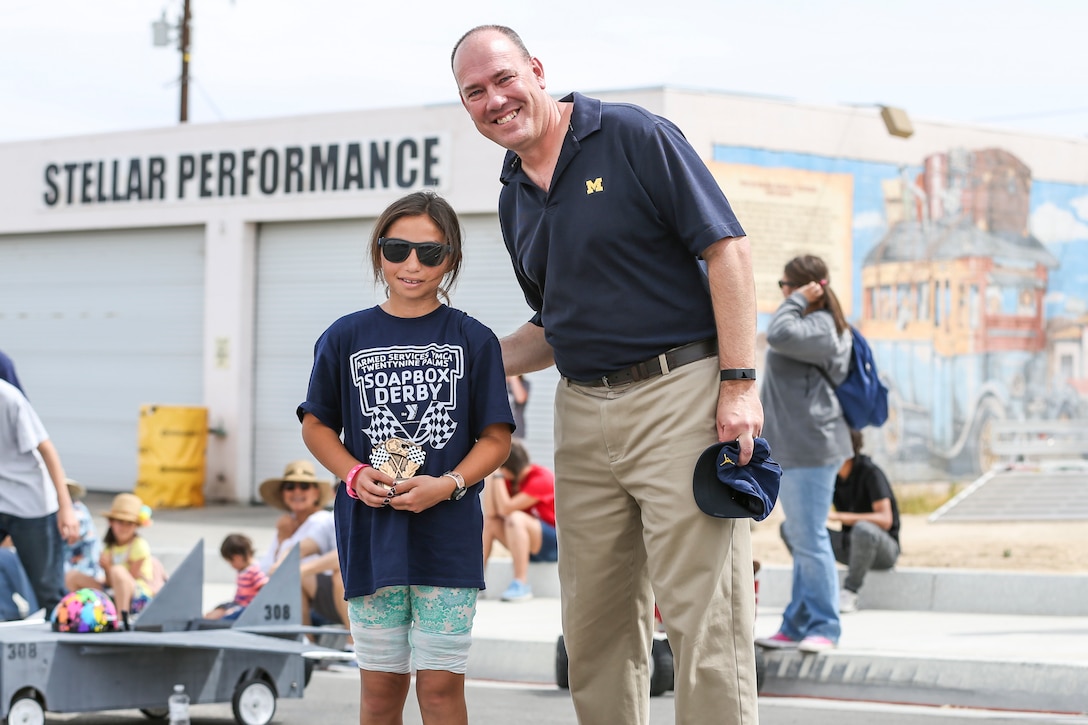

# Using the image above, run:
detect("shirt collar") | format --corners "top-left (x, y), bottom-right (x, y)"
top-left (499, 92), bottom-right (602, 185)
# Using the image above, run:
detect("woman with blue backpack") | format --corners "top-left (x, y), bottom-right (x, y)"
top-left (755, 254), bottom-right (853, 653)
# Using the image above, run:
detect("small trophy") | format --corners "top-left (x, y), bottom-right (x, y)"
top-left (371, 438), bottom-right (426, 489)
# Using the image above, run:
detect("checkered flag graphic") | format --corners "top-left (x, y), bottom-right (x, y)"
top-left (365, 408), bottom-right (409, 453)
top-left (417, 401), bottom-right (457, 450)
top-left (404, 442), bottom-right (428, 469)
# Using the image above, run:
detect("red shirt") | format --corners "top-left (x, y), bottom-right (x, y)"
top-left (507, 464), bottom-right (556, 527)
top-left (234, 563), bottom-right (269, 607)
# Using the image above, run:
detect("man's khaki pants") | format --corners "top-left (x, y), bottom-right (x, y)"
top-left (554, 356), bottom-right (758, 725)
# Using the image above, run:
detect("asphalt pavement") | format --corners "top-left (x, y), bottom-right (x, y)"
top-left (112, 493), bottom-right (1088, 716)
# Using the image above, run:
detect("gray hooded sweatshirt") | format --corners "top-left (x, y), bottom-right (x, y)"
top-left (760, 291), bottom-right (853, 469)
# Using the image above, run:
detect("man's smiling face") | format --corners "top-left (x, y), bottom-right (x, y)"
top-left (453, 29), bottom-right (549, 155)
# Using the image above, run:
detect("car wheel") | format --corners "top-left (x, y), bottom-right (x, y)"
top-left (139, 707), bottom-right (169, 720)
top-left (555, 635), bottom-right (569, 689)
top-left (755, 644), bottom-right (767, 693)
top-left (304, 658), bottom-right (314, 688)
top-left (7, 695), bottom-right (45, 725)
top-left (649, 639), bottom-right (673, 697)
top-left (231, 678), bottom-right (276, 725)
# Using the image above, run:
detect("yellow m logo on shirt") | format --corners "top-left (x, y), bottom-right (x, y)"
top-left (585, 178), bottom-right (604, 194)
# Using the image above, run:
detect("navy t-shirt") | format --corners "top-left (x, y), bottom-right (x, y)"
top-left (298, 305), bottom-right (513, 598)
top-left (497, 92), bottom-right (745, 381)
top-left (833, 455), bottom-right (901, 546)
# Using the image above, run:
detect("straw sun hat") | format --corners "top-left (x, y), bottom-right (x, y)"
top-left (102, 493), bottom-right (152, 526)
top-left (65, 478), bottom-right (86, 500)
top-left (258, 460), bottom-right (333, 511)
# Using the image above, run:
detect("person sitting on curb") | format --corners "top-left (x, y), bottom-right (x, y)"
top-left (67, 493), bottom-right (165, 629)
top-left (62, 479), bottom-right (104, 593)
top-left (483, 440), bottom-right (557, 602)
top-left (204, 533), bottom-right (269, 621)
top-left (781, 428), bottom-right (900, 613)
top-left (257, 461), bottom-right (348, 630)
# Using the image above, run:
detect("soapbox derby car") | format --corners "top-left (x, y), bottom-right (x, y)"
top-left (0, 541), bottom-right (350, 725)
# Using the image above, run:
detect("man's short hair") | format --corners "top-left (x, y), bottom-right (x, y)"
top-left (450, 24), bottom-right (531, 69)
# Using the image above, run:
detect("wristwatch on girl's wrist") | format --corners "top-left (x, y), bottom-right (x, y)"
top-left (444, 471), bottom-right (467, 501)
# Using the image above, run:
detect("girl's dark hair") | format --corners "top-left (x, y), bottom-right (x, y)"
top-left (782, 255), bottom-right (848, 336)
top-left (369, 191), bottom-right (464, 302)
top-left (220, 533), bottom-right (255, 560)
top-left (850, 428), bottom-right (864, 458)
top-left (501, 439), bottom-right (531, 478)
top-left (103, 523), bottom-right (139, 548)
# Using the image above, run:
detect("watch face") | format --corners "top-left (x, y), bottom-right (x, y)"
top-left (450, 485), bottom-right (468, 501)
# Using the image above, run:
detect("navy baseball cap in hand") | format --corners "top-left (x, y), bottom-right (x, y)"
top-left (692, 437), bottom-right (782, 521)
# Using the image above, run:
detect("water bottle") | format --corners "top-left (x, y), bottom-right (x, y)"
top-left (168, 683), bottom-right (190, 725)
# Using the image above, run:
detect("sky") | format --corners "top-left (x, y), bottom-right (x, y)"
top-left (2, 0), bottom-right (1087, 144)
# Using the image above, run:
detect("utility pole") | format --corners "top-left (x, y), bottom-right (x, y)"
top-left (179, 0), bottom-right (192, 123)
top-left (152, 0), bottom-right (194, 124)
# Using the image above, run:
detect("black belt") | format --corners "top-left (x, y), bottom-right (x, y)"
top-left (570, 338), bottom-right (717, 388)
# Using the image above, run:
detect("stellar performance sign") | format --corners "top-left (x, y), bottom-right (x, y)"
top-left (42, 134), bottom-right (445, 207)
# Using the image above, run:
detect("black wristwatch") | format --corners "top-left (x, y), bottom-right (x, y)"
top-left (445, 471), bottom-right (467, 501)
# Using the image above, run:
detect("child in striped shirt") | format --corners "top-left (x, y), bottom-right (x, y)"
top-left (204, 534), bottom-right (268, 621)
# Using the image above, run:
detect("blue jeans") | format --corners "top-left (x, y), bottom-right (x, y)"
top-left (777, 464), bottom-right (841, 642)
top-left (0, 548), bottom-right (38, 620)
top-left (0, 512), bottom-right (66, 613)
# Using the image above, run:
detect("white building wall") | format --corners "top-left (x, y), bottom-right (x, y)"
top-left (3, 88), bottom-right (1086, 500)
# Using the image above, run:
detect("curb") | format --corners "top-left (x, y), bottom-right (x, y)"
top-left (760, 649), bottom-right (1088, 714)
top-left (758, 565), bottom-right (1088, 617)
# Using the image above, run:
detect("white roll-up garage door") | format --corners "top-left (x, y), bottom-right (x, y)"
top-left (0, 227), bottom-right (205, 493)
top-left (252, 214), bottom-right (557, 499)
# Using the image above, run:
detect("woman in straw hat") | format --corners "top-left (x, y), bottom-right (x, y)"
top-left (68, 492), bottom-right (161, 629)
top-left (256, 460), bottom-right (344, 627)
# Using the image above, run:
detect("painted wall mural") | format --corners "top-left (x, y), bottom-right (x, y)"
top-left (711, 146), bottom-right (1088, 482)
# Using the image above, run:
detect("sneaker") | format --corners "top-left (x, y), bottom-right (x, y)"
top-left (839, 589), bottom-right (859, 613)
top-left (754, 631), bottom-right (798, 649)
top-left (500, 579), bottom-right (533, 602)
top-left (797, 635), bottom-right (836, 653)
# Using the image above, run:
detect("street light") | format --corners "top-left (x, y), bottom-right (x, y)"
top-left (151, 0), bottom-right (193, 123)
top-left (879, 105), bottom-right (914, 138)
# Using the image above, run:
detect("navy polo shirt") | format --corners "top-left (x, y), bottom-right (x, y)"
top-left (497, 92), bottom-right (745, 381)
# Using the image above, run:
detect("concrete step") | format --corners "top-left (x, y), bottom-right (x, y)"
top-left (758, 564), bottom-right (1088, 616)
top-left (483, 559), bottom-right (561, 599)
top-left (468, 598), bottom-right (1088, 713)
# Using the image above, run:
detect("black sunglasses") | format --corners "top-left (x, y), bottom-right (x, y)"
top-left (281, 481), bottom-right (315, 492)
top-left (378, 237), bottom-right (451, 267)
top-left (778, 280), bottom-right (799, 289)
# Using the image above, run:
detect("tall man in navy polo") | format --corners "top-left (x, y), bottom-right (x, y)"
top-left (453, 26), bottom-right (763, 725)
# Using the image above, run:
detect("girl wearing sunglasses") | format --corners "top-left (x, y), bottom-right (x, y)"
top-left (299, 190), bottom-right (513, 725)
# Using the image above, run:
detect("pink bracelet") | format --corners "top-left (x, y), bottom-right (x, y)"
top-left (344, 463), bottom-right (369, 500)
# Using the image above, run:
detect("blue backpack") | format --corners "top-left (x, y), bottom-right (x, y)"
top-left (818, 326), bottom-right (888, 430)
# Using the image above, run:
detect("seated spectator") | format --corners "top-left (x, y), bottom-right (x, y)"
top-left (67, 493), bottom-right (164, 629)
top-left (205, 533), bottom-right (269, 620)
top-left (781, 429), bottom-right (900, 613)
top-left (62, 479), bottom-right (104, 592)
top-left (0, 540), bottom-right (38, 620)
top-left (483, 440), bottom-right (557, 602)
top-left (258, 461), bottom-right (347, 629)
